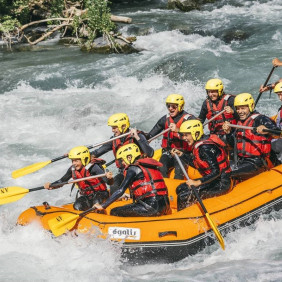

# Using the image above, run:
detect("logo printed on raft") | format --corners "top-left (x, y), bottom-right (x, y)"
top-left (108, 227), bottom-right (141, 240)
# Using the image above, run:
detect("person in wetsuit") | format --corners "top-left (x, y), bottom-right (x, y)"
top-left (93, 143), bottom-right (171, 217)
top-left (260, 81), bottom-right (282, 160)
top-left (44, 146), bottom-right (113, 211)
top-left (222, 93), bottom-right (281, 181)
top-left (91, 113), bottom-right (154, 195)
top-left (198, 78), bottom-right (237, 143)
top-left (172, 120), bottom-right (232, 211)
top-left (147, 94), bottom-right (197, 179)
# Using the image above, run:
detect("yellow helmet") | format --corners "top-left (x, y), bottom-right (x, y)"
top-left (234, 93), bottom-right (255, 112)
top-left (165, 94), bottom-right (185, 112)
top-left (274, 82), bottom-right (282, 94)
top-left (179, 120), bottom-right (203, 141)
top-left (205, 79), bottom-right (224, 97)
top-left (116, 143), bottom-right (141, 165)
top-left (68, 146), bottom-right (90, 166)
top-left (108, 113), bottom-right (130, 133)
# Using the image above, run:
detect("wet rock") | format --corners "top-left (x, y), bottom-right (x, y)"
top-left (169, 24), bottom-right (193, 35)
top-left (168, 0), bottom-right (218, 12)
top-left (81, 36), bottom-right (138, 54)
top-left (221, 29), bottom-right (250, 43)
top-left (122, 25), bottom-right (153, 36)
top-left (58, 37), bottom-right (84, 45)
top-left (21, 26), bottom-right (50, 43)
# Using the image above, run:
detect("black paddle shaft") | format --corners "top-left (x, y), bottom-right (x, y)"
top-left (51, 155), bottom-right (67, 163)
top-left (29, 186), bottom-right (45, 192)
top-left (263, 128), bottom-right (282, 136)
top-left (255, 66), bottom-right (277, 107)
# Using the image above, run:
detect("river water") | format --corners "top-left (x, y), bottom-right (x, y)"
top-left (1, 0), bottom-right (282, 281)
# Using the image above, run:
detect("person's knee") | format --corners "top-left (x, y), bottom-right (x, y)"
top-left (159, 165), bottom-right (169, 177)
top-left (176, 183), bottom-right (188, 195)
top-left (177, 184), bottom-right (191, 211)
top-left (73, 198), bottom-right (89, 211)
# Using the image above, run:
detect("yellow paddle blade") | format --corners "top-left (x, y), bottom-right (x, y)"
top-left (205, 213), bottom-right (225, 250)
top-left (48, 213), bottom-right (80, 237)
top-left (0, 186), bottom-right (29, 205)
top-left (12, 160), bottom-right (52, 179)
top-left (153, 148), bottom-right (162, 161)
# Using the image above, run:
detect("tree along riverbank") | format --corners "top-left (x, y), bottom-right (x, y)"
top-left (0, 0), bottom-right (137, 53)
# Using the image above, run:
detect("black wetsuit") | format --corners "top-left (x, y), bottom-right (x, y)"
top-left (226, 112), bottom-right (281, 181)
top-left (52, 163), bottom-right (112, 211)
top-left (101, 165), bottom-right (170, 217)
top-left (272, 105), bottom-right (282, 161)
top-left (147, 111), bottom-right (197, 179)
top-left (176, 140), bottom-right (231, 211)
top-left (92, 131), bottom-right (154, 195)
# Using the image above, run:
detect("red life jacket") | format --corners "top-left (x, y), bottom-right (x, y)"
top-left (72, 159), bottom-right (107, 196)
top-left (112, 134), bottom-right (135, 168)
top-left (192, 135), bottom-right (231, 176)
top-left (206, 94), bottom-right (237, 135)
top-left (236, 113), bottom-right (272, 158)
top-left (161, 113), bottom-right (193, 150)
top-left (126, 158), bottom-right (168, 201)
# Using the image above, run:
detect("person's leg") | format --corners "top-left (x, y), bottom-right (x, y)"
top-left (92, 191), bottom-right (109, 205)
top-left (272, 139), bottom-right (282, 162)
top-left (110, 172), bottom-right (124, 195)
top-left (110, 202), bottom-right (150, 217)
top-left (73, 195), bottom-right (92, 211)
top-left (173, 157), bottom-right (187, 180)
top-left (176, 183), bottom-right (194, 211)
top-left (176, 177), bottom-right (231, 211)
top-left (231, 158), bottom-right (265, 181)
top-left (159, 151), bottom-right (173, 178)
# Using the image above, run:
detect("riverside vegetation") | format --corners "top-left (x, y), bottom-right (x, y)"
top-left (0, 0), bottom-right (136, 53)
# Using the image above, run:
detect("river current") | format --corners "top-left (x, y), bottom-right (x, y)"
top-left (1, 0), bottom-right (282, 281)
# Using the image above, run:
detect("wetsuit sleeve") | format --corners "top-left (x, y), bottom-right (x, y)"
top-left (228, 96), bottom-right (240, 120)
top-left (89, 164), bottom-right (114, 185)
top-left (51, 166), bottom-right (72, 187)
top-left (254, 115), bottom-right (281, 132)
top-left (196, 144), bottom-right (221, 184)
top-left (91, 140), bottom-right (113, 157)
top-left (147, 115), bottom-right (167, 139)
top-left (101, 166), bottom-right (140, 209)
top-left (198, 101), bottom-right (208, 123)
top-left (186, 114), bottom-right (198, 120)
top-left (135, 133), bottom-right (154, 157)
top-left (180, 151), bottom-right (194, 166)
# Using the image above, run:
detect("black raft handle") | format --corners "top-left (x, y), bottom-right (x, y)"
top-left (159, 231), bottom-right (177, 238)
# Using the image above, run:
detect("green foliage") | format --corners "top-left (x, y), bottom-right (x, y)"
top-left (12, 0), bottom-right (30, 24)
top-left (85, 0), bottom-right (115, 39)
top-left (0, 16), bottom-right (20, 33)
top-left (50, 0), bottom-right (64, 17)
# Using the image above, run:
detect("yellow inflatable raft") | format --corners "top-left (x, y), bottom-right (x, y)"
top-left (17, 165), bottom-right (282, 263)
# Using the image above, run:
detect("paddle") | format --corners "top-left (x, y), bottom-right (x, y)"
top-left (48, 206), bottom-right (96, 237)
top-left (174, 154), bottom-right (225, 250)
top-left (228, 124), bottom-right (281, 136)
top-left (0, 173), bottom-right (106, 205)
top-left (203, 109), bottom-right (226, 127)
top-left (148, 128), bottom-right (170, 142)
top-left (255, 58), bottom-right (282, 107)
top-left (103, 128), bottom-right (171, 168)
top-left (11, 132), bottom-right (131, 179)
